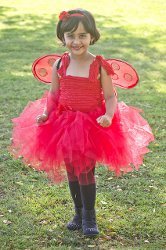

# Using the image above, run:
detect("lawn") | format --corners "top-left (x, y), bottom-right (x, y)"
top-left (0, 0), bottom-right (165, 249)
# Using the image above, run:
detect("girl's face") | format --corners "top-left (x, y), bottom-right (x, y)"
top-left (64, 22), bottom-right (92, 56)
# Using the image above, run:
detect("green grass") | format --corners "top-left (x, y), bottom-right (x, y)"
top-left (0, 0), bottom-right (166, 249)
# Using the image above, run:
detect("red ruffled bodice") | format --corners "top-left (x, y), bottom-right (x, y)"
top-left (57, 53), bottom-right (114, 112)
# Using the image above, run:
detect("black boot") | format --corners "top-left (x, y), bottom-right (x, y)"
top-left (67, 181), bottom-right (82, 230)
top-left (80, 183), bottom-right (99, 236)
top-left (67, 207), bottom-right (82, 230)
top-left (82, 209), bottom-right (99, 236)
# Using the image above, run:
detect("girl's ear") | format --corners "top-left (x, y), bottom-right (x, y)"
top-left (90, 37), bottom-right (94, 45)
top-left (62, 38), bottom-right (66, 46)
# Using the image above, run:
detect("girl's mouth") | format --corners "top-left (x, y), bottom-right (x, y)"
top-left (72, 46), bottom-right (83, 51)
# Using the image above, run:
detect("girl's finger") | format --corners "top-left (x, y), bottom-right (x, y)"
top-left (36, 116), bottom-right (42, 123)
top-left (100, 119), bottom-right (111, 127)
top-left (96, 116), bottom-right (102, 123)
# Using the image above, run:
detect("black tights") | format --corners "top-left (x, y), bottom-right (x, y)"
top-left (66, 166), bottom-right (96, 210)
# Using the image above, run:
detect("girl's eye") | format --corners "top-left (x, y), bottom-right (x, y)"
top-left (67, 34), bottom-right (74, 38)
top-left (80, 34), bottom-right (87, 38)
top-left (66, 33), bottom-right (87, 39)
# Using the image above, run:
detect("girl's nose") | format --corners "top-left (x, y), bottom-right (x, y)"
top-left (73, 37), bottom-right (81, 44)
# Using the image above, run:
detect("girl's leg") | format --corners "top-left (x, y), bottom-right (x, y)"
top-left (79, 165), bottom-right (99, 236)
top-left (66, 163), bottom-right (82, 230)
top-left (67, 171), bottom-right (83, 209)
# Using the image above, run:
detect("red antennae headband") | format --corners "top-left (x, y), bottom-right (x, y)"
top-left (59, 11), bottom-right (84, 21)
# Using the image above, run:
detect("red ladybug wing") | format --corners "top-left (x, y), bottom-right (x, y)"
top-left (106, 59), bottom-right (139, 89)
top-left (32, 54), bottom-right (61, 84)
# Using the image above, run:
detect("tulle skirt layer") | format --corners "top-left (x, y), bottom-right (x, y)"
top-left (10, 94), bottom-right (154, 183)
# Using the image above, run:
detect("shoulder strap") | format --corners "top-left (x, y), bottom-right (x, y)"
top-left (98, 56), bottom-right (115, 76)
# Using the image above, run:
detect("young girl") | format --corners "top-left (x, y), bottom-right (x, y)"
top-left (10, 9), bottom-right (154, 236)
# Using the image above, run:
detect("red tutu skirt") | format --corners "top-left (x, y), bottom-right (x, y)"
top-left (10, 92), bottom-right (154, 183)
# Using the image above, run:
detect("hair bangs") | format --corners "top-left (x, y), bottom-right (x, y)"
top-left (59, 17), bottom-right (85, 39)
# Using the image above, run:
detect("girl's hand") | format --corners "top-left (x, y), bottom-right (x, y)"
top-left (36, 114), bottom-right (48, 124)
top-left (96, 114), bottom-right (113, 127)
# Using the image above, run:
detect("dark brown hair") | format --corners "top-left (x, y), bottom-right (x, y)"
top-left (57, 9), bottom-right (100, 45)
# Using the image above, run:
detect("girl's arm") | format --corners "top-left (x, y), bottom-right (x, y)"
top-left (96, 66), bottom-right (117, 127)
top-left (37, 60), bottom-right (60, 124)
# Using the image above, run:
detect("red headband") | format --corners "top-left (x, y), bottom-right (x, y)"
top-left (59, 11), bottom-right (84, 21)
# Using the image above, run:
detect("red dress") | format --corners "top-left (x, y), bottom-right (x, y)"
top-left (10, 53), bottom-right (154, 183)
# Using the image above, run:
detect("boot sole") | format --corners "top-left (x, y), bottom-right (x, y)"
top-left (67, 225), bottom-right (82, 231)
top-left (83, 233), bottom-right (99, 237)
